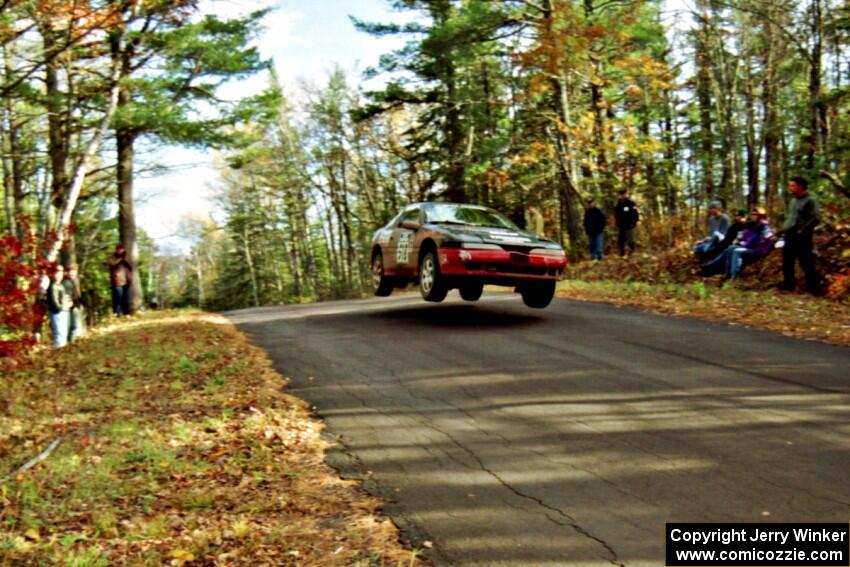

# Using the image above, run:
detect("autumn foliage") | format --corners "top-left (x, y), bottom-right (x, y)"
top-left (0, 227), bottom-right (55, 358)
top-left (0, 312), bottom-right (427, 565)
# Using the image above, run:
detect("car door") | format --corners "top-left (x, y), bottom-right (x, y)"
top-left (391, 207), bottom-right (421, 276)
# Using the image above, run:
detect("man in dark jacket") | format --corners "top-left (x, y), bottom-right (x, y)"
top-left (583, 197), bottom-right (607, 260)
top-left (614, 189), bottom-right (639, 256)
top-left (780, 175), bottom-right (821, 294)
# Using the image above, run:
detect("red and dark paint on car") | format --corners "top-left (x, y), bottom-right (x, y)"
top-left (370, 202), bottom-right (567, 308)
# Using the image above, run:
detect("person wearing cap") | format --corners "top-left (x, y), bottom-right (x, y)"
top-left (780, 176), bottom-right (821, 294)
top-left (701, 207), bottom-right (774, 281)
top-left (693, 201), bottom-right (731, 257)
top-left (583, 197), bottom-right (607, 260)
top-left (614, 189), bottom-right (639, 256)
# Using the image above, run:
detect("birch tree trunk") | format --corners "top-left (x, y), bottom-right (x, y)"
top-left (47, 32), bottom-right (125, 263)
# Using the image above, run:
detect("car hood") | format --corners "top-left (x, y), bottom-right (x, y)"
top-left (427, 224), bottom-right (562, 249)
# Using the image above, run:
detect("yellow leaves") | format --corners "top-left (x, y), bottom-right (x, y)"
top-left (10, 536), bottom-right (34, 554)
top-left (169, 548), bottom-right (196, 565)
top-left (512, 141), bottom-right (557, 169)
top-left (24, 528), bottom-right (40, 541)
top-left (529, 140), bottom-right (555, 159)
top-left (579, 111), bottom-right (596, 131)
top-left (650, 78), bottom-right (672, 91)
top-left (526, 75), bottom-right (552, 97)
top-left (230, 519), bottom-right (251, 539)
top-left (625, 84), bottom-right (643, 98)
top-left (513, 153), bottom-right (539, 166)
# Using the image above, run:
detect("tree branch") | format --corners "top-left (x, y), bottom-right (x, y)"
top-left (819, 170), bottom-right (850, 201)
top-left (0, 438), bottom-right (62, 484)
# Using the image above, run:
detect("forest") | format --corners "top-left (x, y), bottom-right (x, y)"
top-left (2, 0), bottom-right (850, 347)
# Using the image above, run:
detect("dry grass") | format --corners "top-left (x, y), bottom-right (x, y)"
top-left (0, 311), bottom-right (428, 566)
top-left (557, 278), bottom-right (850, 347)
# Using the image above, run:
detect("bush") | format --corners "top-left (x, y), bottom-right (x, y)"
top-left (0, 227), bottom-right (54, 358)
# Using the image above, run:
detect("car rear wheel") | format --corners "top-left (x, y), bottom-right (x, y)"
top-left (459, 283), bottom-right (483, 301)
top-left (372, 253), bottom-right (394, 296)
top-left (520, 280), bottom-right (556, 308)
top-left (419, 250), bottom-right (448, 302)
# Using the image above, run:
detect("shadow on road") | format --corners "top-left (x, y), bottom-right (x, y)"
top-left (227, 296), bottom-right (850, 566)
top-left (368, 302), bottom-right (545, 329)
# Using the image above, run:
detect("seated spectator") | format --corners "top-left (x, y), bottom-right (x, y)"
top-left (693, 201), bottom-right (731, 257)
top-left (701, 207), bottom-right (773, 281)
top-left (708, 208), bottom-right (748, 259)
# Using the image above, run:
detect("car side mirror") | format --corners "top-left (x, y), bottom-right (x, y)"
top-left (401, 220), bottom-right (420, 230)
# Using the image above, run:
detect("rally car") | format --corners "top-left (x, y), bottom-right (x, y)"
top-left (370, 202), bottom-right (567, 308)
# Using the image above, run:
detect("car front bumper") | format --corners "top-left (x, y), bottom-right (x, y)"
top-left (438, 247), bottom-right (567, 282)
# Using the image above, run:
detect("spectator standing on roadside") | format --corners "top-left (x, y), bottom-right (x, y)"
top-left (46, 265), bottom-right (73, 348)
top-left (525, 204), bottom-right (545, 237)
top-left (63, 264), bottom-right (85, 341)
top-left (780, 176), bottom-right (821, 295)
top-left (693, 201), bottom-right (731, 257)
top-left (614, 189), bottom-right (639, 256)
top-left (583, 197), bottom-right (607, 261)
top-left (107, 244), bottom-right (133, 316)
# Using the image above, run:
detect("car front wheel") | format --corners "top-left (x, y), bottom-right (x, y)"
top-left (520, 280), bottom-right (556, 308)
top-left (419, 250), bottom-right (448, 302)
top-left (372, 253), bottom-right (394, 296)
top-left (459, 283), bottom-right (483, 301)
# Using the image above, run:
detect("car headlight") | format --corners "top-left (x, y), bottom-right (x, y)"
top-left (530, 248), bottom-right (566, 256)
top-left (461, 242), bottom-right (502, 250)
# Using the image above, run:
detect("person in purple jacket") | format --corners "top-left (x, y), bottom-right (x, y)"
top-left (701, 207), bottom-right (774, 281)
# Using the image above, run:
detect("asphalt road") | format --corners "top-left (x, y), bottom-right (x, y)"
top-left (225, 293), bottom-right (850, 566)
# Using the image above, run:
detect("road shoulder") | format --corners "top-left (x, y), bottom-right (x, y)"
top-left (557, 279), bottom-right (850, 348)
top-left (0, 310), bottom-right (427, 566)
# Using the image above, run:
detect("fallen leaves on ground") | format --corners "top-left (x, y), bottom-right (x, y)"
top-left (557, 278), bottom-right (850, 347)
top-left (0, 311), bottom-right (428, 566)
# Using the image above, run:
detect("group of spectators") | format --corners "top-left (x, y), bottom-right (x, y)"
top-left (693, 176), bottom-right (821, 294)
top-left (582, 188), bottom-right (641, 259)
top-left (578, 175), bottom-right (822, 295)
top-left (45, 244), bottom-right (135, 349)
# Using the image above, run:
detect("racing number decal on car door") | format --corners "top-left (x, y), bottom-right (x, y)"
top-left (397, 233), bottom-right (412, 264)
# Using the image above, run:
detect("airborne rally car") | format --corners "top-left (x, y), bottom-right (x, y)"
top-left (370, 203), bottom-right (567, 308)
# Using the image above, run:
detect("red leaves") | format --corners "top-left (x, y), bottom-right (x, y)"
top-left (0, 222), bottom-right (57, 358)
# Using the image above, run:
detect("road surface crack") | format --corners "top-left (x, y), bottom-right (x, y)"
top-left (346, 364), bottom-right (625, 565)
top-left (422, 419), bottom-right (624, 566)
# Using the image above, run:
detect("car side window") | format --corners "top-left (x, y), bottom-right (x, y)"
top-left (398, 208), bottom-right (420, 226)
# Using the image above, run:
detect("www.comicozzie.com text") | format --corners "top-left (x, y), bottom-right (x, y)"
top-left (670, 527), bottom-right (848, 547)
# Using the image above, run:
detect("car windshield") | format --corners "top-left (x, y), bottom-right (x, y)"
top-left (425, 204), bottom-right (518, 229)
